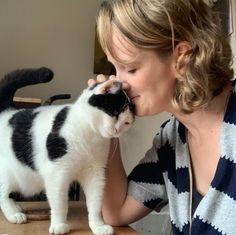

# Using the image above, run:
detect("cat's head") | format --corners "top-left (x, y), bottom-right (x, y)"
top-left (81, 80), bottom-right (135, 138)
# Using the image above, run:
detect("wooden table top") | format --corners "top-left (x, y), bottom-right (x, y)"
top-left (0, 201), bottom-right (139, 235)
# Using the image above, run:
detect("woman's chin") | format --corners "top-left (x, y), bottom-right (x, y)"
top-left (135, 108), bottom-right (158, 117)
top-left (134, 109), bottom-right (144, 117)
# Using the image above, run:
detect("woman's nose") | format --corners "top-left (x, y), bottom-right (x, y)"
top-left (121, 81), bottom-right (130, 90)
top-left (113, 74), bottom-right (130, 90)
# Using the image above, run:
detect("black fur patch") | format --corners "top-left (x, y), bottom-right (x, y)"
top-left (9, 109), bottom-right (38, 170)
top-left (47, 107), bottom-right (69, 161)
top-left (88, 90), bottom-right (134, 117)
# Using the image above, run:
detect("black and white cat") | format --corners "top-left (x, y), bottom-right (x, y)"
top-left (0, 67), bottom-right (135, 235)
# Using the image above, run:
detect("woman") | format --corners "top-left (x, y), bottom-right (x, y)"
top-left (88, 0), bottom-right (235, 234)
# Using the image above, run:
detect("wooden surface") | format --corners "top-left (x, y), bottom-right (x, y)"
top-left (0, 201), bottom-right (139, 235)
top-left (13, 96), bottom-right (42, 108)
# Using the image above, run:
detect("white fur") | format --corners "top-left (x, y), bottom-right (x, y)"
top-left (0, 81), bottom-right (134, 235)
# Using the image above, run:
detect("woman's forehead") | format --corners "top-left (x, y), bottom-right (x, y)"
top-left (106, 27), bottom-right (140, 64)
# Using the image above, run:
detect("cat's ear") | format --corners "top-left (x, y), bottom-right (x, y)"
top-left (100, 80), bottom-right (122, 94)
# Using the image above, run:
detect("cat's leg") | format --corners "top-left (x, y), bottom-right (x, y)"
top-left (45, 176), bottom-right (70, 235)
top-left (80, 166), bottom-right (113, 235)
top-left (0, 184), bottom-right (27, 224)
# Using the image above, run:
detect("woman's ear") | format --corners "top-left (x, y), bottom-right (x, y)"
top-left (173, 41), bottom-right (193, 76)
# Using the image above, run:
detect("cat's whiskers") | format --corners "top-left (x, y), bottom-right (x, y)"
top-left (120, 90), bottom-right (132, 111)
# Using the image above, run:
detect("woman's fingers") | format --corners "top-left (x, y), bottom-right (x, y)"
top-left (87, 74), bottom-right (130, 91)
top-left (87, 78), bottom-right (97, 86)
top-left (87, 74), bottom-right (109, 86)
top-left (97, 74), bottom-right (109, 82)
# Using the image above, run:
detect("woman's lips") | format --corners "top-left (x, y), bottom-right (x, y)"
top-left (129, 96), bottom-right (138, 115)
top-left (131, 96), bottom-right (139, 102)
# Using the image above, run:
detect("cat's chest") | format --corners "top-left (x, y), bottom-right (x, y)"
top-left (68, 139), bottom-right (110, 164)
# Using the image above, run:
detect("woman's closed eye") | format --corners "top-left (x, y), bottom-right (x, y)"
top-left (127, 69), bottom-right (137, 74)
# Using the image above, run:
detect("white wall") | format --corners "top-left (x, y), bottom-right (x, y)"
top-left (0, 0), bottom-right (101, 102)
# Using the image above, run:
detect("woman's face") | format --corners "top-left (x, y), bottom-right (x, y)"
top-left (106, 29), bottom-right (177, 116)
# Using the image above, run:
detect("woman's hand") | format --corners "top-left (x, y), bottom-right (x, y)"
top-left (88, 74), bottom-right (130, 90)
top-left (87, 74), bottom-right (109, 86)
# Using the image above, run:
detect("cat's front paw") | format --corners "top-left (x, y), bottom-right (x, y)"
top-left (49, 223), bottom-right (70, 235)
top-left (92, 224), bottom-right (113, 235)
top-left (8, 212), bottom-right (27, 224)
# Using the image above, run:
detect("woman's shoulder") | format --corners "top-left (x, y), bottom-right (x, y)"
top-left (153, 116), bottom-right (186, 148)
top-left (156, 116), bottom-right (183, 138)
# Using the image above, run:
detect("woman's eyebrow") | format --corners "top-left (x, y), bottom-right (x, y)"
top-left (107, 54), bottom-right (141, 67)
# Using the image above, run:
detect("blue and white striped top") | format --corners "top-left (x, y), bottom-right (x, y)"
top-left (128, 83), bottom-right (236, 235)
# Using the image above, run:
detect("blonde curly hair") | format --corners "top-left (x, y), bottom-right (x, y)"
top-left (97, 0), bottom-right (234, 113)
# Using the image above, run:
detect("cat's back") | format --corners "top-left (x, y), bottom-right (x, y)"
top-left (32, 104), bottom-right (71, 146)
top-left (33, 104), bottom-right (71, 129)
top-left (0, 104), bottom-right (71, 155)
top-left (0, 104), bottom-right (73, 181)
top-left (0, 104), bottom-right (70, 132)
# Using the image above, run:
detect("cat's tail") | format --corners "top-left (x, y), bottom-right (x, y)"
top-left (0, 67), bottom-right (54, 112)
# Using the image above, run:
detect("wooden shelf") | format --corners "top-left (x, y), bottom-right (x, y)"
top-left (13, 96), bottom-right (42, 109)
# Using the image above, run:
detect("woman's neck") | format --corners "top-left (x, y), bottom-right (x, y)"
top-left (173, 82), bottom-right (233, 138)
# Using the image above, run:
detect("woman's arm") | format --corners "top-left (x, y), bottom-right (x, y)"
top-left (102, 138), bottom-right (152, 226)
